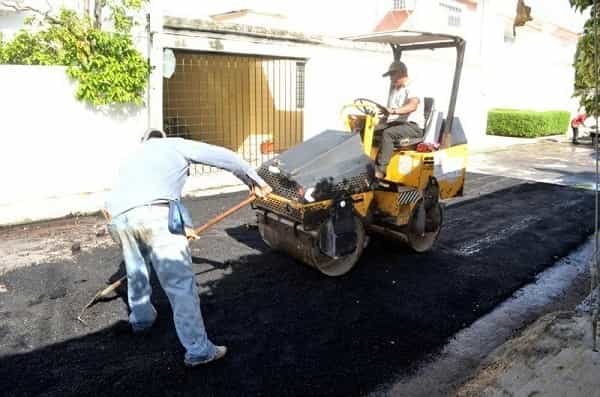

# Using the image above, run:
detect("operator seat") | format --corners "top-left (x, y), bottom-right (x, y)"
top-left (393, 96), bottom-right (436, 150)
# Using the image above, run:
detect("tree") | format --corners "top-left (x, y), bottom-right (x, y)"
top-left (571, 0), bottom-right (600, 116)
top-left (0, 0), bottom-right (149, 106)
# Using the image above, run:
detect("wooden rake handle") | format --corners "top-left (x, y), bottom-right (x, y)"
top-left (192, 193), bottom-right (256, 235)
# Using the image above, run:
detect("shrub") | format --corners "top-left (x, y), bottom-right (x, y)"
top-left (486, 109), bottom-right (570, 138)
top-left (0, 3), bottom-right (149, 106)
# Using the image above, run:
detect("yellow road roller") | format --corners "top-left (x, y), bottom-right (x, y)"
top-left (254, 30), bottom-right (468, 276)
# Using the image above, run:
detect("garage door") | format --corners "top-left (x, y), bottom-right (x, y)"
top-left (163, 51), bottom-right (305, 175)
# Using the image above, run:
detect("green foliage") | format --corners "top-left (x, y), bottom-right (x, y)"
top-left (0, 30), bottom-right (59, 65)
top-left (486, 109), bottom-right (570, 137)
top-left (570, 0), bottom-right (594, 13)
top-left (569, 0), bottom-right (600, 116)
top-left (0, 2), bottom-right (149, 106)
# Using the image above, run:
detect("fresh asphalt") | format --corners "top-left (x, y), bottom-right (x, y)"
top-left (0, 142), bottom-right (596, 396)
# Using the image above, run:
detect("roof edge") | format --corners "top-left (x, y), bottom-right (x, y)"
top-left (163, 16), bottom-right (325, 44)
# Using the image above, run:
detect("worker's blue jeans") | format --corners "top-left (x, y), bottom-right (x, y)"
top-left (107, 205), bottom-right (216, 362)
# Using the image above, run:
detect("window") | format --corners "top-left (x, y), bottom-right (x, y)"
top-left (393, 0), bottom-right (416, 10)
top-left (439, 2), bottom-right (462, 27)
top-left (393, 0), bottom-right (406, 9)
top-left (296, 62), bottom-right (305, 109)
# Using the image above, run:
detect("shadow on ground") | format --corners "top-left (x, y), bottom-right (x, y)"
top-left (0, 180), bottom-right (595, 397)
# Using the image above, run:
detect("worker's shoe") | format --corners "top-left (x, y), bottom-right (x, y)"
top-left (184, 345), bottom-right (227, 367)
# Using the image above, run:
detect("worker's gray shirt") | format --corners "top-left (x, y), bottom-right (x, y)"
top-left (105, 138), bottom-right (266, 217)
top-left (387, 81), bottom-right (424, 127)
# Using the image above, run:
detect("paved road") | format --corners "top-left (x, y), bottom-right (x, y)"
top-left (469, 139), bottom-right (598, 189)
top-left (0, 164), bottom-right (595, 396)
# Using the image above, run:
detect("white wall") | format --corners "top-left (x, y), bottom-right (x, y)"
top-left (0, 65), bottom-right (146, 224)
top-left (0, 11), bottom-right (25, 40)
top-left (484, 28), bottom-right (578, 112)
top-left (302, 43), bottom-right (487, 141)
top-left (303, 45), bottom-right (390, 138)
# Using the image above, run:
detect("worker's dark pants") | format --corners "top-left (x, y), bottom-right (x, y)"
top-left (376, 122), bottom-right (423, 173)
top-left (572, 126), bottom-right (579, 143)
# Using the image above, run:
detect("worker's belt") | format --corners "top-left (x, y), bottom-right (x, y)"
top-left (147, 201), bottom-right (170, 207)
top-left (110, 201), bottom-right (170, 220)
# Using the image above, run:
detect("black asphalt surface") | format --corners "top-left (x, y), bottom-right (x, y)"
top-left (0, 173), bottom-right (595, 397)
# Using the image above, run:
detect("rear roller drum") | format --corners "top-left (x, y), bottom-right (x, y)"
top-left (407, 200), bottom-right (443, 252)
top-left (258, 221), bottom-right (279, 250)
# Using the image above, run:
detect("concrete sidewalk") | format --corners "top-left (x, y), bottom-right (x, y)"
top-left (455, 309), bottom-right (600, 397)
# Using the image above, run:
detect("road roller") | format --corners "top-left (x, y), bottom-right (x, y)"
top-left (254, 30), bottom-right (469, 276)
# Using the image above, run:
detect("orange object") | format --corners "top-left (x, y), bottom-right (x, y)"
top-left (260, 141), bottom-right (274, 154)
top-left (416, 142), bottom-right (440, 152)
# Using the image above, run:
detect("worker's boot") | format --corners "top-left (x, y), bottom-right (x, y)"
top-left (184, 345), bottom-right (227, 367)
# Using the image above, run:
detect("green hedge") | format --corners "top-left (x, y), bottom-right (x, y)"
top-left (486, 109), bottom-right (570, 138)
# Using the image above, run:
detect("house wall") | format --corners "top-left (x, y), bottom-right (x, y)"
top-left (484, 21), bottom-right (579, 114)
top-left (160, 28), bottom-right (486, 143)
top-left (0, 65), bottom-right (146, 225)
top-left (159, 29), bottom-right (391, 141)
top-left (405, 0), bottom-right (579, 140)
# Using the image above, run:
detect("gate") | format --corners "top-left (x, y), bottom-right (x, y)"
top-left (163, 51), bottom-right (305, 175)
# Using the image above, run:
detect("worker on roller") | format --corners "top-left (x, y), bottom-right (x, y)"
top-left (104, 129), bottom-right (271, 367)
top-left (375, 60), bottom-right (424, 179)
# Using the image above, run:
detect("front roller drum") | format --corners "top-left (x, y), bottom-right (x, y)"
top-left (258, 214), bottom-right (366, 277)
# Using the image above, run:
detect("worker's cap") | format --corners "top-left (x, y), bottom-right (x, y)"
top-left (382, 61), bottom-right (407, 77)
top-left (141, 128), bottom-right (166, 142)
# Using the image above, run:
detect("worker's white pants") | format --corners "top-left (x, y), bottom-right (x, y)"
top-left (108, 205), bottom-right (216, 362)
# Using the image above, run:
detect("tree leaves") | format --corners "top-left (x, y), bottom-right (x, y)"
top-left (570, 0), bottom-right (594, 13)
top-left (571, 0), bottom-right (600, 115)
top-left (0, 1), bottom-right (149, 106)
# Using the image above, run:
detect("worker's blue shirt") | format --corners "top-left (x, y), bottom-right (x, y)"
top-left (105, 138), bottom-right (266, 217)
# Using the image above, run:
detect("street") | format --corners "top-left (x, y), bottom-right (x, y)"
top-left (0, 140), bottom-right (597, 396)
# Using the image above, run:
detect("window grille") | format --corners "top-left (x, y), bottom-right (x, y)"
top-left (296, 62), bottom-right (305, 109)
top-left (439, 2), bottom-right (462, 27)
top-left (393, 0), bottom-right (406, 9)
top-left (163, 52), bottom-right (305, 176)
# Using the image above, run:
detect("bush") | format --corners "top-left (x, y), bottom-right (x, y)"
top-left (0, 4), bottom-right (149, 106)
top-left (486, 109), bottom-right (570, 138)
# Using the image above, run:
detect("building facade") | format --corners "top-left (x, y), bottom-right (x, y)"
top-left (0, 0), bottom-right (585, 224)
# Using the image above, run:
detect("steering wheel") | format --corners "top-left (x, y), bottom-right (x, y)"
top-left (353, 98), bottom-right (389, 118)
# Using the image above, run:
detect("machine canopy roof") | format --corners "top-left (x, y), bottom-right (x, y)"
top-left (346, 30), bottom-right (462, 49)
